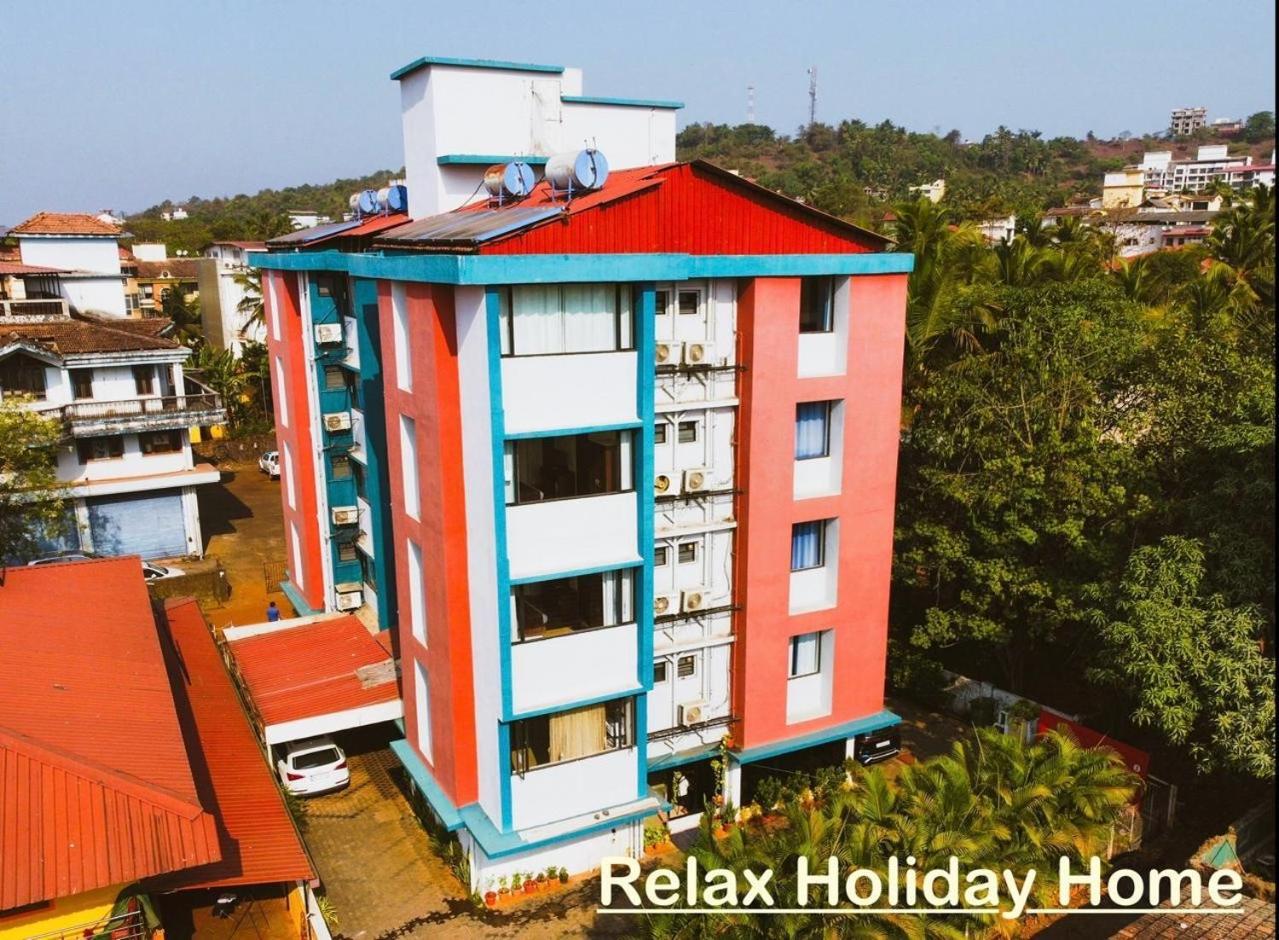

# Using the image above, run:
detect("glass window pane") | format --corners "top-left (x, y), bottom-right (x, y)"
top-left (799, 277), bottom-right (834, 333)
top-left (789, 632), bottom-right (821, 677)
top-left (791, 520), bottom-right (826, 570)
top-left (677, 421), bottom-right (698, 444)
top-left (795, 401), bottom-right (831, 459)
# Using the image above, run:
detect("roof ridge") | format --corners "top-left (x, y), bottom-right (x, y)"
top-left (0, 725), bottom-right (207, 820)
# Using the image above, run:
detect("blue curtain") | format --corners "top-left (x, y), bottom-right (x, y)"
top-left (795, 402), bottom-right (830, 459)
top-left (791, 521), bottom-right (824, 570)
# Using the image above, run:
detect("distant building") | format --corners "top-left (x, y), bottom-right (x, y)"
top-left (8, 212), bottom-right (129, 317)
top-left (286, 209), bottom-right (331, 230)
top-left (201, 240), bottom-right (268, 354)
top-left (909, 178), bottom-right (946, 203)
top-left (1044, 205), bottom-right (1220, 258)
top-left (976, 213), bottom-right (1017, 243)
top-left (1209, 116), bottom-right (1244, 136)
top-left (131, 241), bottom-right (168, 262)
top-left (160, 206), bottom-right (189, 221)
top-left (0, 297), bottom-right (225, 560)
top-left (1102, 167), bottom-right (1146, 209)
top-left (1170, 106), bottom-right (1207, 136)
top-left (1138, 145), bottom-right (1275, 194)
top-left (135, 255), bottom-right (210, 316)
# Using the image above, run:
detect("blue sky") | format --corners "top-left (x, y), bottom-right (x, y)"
top-left (0, 0), bottom-right (1274, 223)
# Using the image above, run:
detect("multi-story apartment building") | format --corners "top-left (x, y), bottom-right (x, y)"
top-left (0, 270), bottom-right (224, 559)
top-left (255, 54), bottom-right (912, 888)
top-left (1137, 145), bottom-right (1276, 194)
top-left (1170, 106), bottom-right (1207, 136)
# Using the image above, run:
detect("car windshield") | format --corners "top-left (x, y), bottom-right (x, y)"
top-left (292, 747), bottom-right (340, 769)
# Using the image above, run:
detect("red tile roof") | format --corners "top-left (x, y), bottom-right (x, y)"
top-left (0, 261), bottom-right (66, 276)
top-left (136, 258), bottom-right (203, 280)
top-left (149, 599), bottom-right (314, 891)
top-left (226, 615), bottom-right (399, 727)
top-left (0, 558), bottom-right (221, 908)
top-left (10, 212), bottom-right (122, 237)
top-left (0, 313), bottom-right (179, 355)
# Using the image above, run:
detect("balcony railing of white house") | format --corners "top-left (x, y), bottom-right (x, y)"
top-left (59, 378), bottom-right (226, 434)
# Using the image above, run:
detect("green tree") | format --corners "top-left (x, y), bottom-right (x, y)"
top-left (160, 285), bottom-right (204, 344)
top-left (0, 400), bottom-right (67, 563)
top-left (1242, 110), bottom-right (1275, 143)
top-left (190, 345), bottom-right (252, 429)
top-left (1090, 537), bottom-right (1275, 778)
top-left (234, 270), bottom-right (265, 335)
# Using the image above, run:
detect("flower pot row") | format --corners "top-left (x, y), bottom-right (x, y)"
top-left (483, 874), bottom-right (571, 907)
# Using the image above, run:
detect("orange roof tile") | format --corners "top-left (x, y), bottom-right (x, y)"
top-left (10, 212), bottom-right (122, 237)
top-left (227, 615), bottom-right (399, 727)
top-left (149, 600), bottom-right (314, 891)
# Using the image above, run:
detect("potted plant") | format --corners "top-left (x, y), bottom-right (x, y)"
top-left (523, 871), bottom-right (537, 895)
top-left (511, 872), bottom-right (523, 895)
top-left (497, 875), bottom-right (509, 898)
top-left (558, 866), bottom-right (569, 885)
top-left (484, 890), bottom-right (497, 908)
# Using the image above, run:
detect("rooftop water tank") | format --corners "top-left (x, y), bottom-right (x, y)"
top-left (545, 149), bottom-right (609, 193)
top-left (386, 184), bottom-right (408, 213)
top-left (357, 189), bottom-right (379, 215)
top-left (483, 161), bottom-right (538, 200)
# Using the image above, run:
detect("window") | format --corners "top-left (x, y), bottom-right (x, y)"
top-left (71, 369), bottom-right (94, 400)
top-left (677, 290), bottom-right (700, 316)
top-left (324, 365), bottom-right (346, 390)
top-left (360, 553), bottom-right (377, 592)
top-left (654, 546), bottom-right (670, 567)
top-left (655, 289), bottom-right (670, 316)
top-left (337, 541), bottom-right (357, 562)
top-left (352, 461), bottom-right (367, 501)
top-left (415, 662), bottom-right (433, 761)
top-left (512, 568), bottom-right (634, 641)
top-left (76, 435), bottom-right (124, 462)
top-left (0, 355), bottom-right (47, 400)
top-left (392, 282), bottom-right (411, 391)
top-left (788, 632), bottom-right (822, 678)
top-left (795, 401), bottom-right (832, 460)
top-left (282, 443), bottom-right (296, 510)
top-left (510, 697), bottom-right (634, 774)
top-left (677, 421), bottom-right (698, 444)
top-left (331, 455), bottom-right (352, 479)
top-left (654, 423), bottom-right (668, 445)
top-left (506, 430), bottom-right (633, 504)
top-left (400, 416), bottom-right (419, 520)
top-left (139, 430), bottom-right (182, 454)
top-left (132, 365), bottom-right (155, 396)
top-left (274, 356), bottom-right (288, 427)
top-left (408, 539), bottom-right (426, 645)
top-left (677, 542), bottom-right (698, 565)
top-left (677, 655), bottom-right (696, 678)
top-left (499, 284), bottom-right (634, 356)
top-left (289, 522), bottom-right (303, 590)
top-left (799, 277), bottom-right (835, 333)
top-left (654, 661), bottom-right (669, 683)
top-left (791, 520), bottom-right (827, 571)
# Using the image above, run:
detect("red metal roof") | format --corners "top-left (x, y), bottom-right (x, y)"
top-left (226, 615), bottom-right (399, 727)
top-left (0, 559), bottom-right (221, 909)
top-left (148, 599), bottom-right (314, 891)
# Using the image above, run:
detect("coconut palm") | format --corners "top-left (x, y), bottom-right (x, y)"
top-left (234, 270), bottom-right (266, 335)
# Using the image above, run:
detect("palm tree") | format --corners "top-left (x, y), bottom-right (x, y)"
top-left (994, 236), bottom-right (1050, 287)
top-left (190, 345), bottom-right (253, 428)
top-left (233, 270), bottom-right (266, 337)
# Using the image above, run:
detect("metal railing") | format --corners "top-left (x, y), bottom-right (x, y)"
top-left (0, 297), bottom-right (69, 318)
top-left (61, 391), bottom-right (223, 422)
top-left (22, 909), bottom-right (149, 940)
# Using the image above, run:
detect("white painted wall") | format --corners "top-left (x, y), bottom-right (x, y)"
top-left (561, 101), bottom-right (676, 167)
top-left (501, 352), bottom-right (637, 435)
top-left (797, 277), bottom-right (850, 378)
top-left (506, 492), bottom-right (639, 581)
top-left (787, 630), bottom-right (835, 723)
top-left (788, 519), bottom-right (840, 614)
top-left (509, 747), bottom-right (638, 830)
top-left (511, 623), bottom-right (638, 714)
top-left (18, 236), bottom-right (126, 317)
top-left (464, 817), bottom-right (642, 892)
top-left (793, 401), bottom-right (845, 500)
top-left (647, 640), bottom-right (733, 734)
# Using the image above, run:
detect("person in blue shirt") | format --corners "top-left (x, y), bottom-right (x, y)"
top-left (266, 600), bottom-right (281, 622)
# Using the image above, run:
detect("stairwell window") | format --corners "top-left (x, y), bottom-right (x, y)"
top-left (499, 284), bottom-right (633, 356)
top-left (791, 520), bottom-right (827, 571)
top-left (795, 401), bottom-right (832, 460)
top-left (392, 282), bottom-right (411, 391)
top-left (799, 277), bottom-right (835, 333)
top-left (400, 416), bottom-right (420, 520)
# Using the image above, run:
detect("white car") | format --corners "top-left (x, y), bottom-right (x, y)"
top-left (141, 560), bottom-right (185, 581)
top-left (276, 737), bottom-right (349, 796)
top-left (259, 450), bottom-right (280, 478)
top-left (28, 554), bottom-right (183, 580)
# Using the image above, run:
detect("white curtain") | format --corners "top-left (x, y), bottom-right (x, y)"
top-left (790, 632), bottom-right (821, 677)
top-left (511, 284), bottom-right (621, 354)
top-left (795, 401), bottom-right (830, 459)
top-left (512, 285), bottom-right (561, 354)
top-left (791, 521), bottom-right (824, 570)
top-left (563, 284), bottom-right (616, 353)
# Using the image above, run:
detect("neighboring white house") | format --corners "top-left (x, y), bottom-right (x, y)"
top-left (160, 207), bottom-right (189, 221)
top-left (1, 292), bottom-right (225, 560)
top-left (1137, 145), bottom-right (1276, 194)
top-left (975, 214), bottom-right (1017, 244)
top-left (908, 178), bottom-right (946, 204)
top-left (9, 213), bottom-right (128, 317)
top-left (286, 210), bottom-right (331, 230)
top-left (201, 241), bottom-right (268, 354)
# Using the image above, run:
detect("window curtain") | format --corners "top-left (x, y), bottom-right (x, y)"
top-left (512, 285), bottom-right (561, 354)
top-left (795, 402), bottom-right (829, 459)
top-left (791, 521), bottom-right (823, 570)
top-left (549, 702), bottom-right (607, 763)
top-left (790, 632), bottom-right (821, 677)
top-left (563, 284), bottom-right (616, 353)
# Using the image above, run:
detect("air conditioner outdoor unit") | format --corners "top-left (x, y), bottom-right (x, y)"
top-left (323, 411), bottom-right (352, 432)
top-left (314, 323), bottom-right (343, 344)
top-left (654, 472), bottom-right (680, 497)
top-left (683, 468), bottom-right (710, 493)
top-left (681, 587), bottom-right (708, 613)
top-left (678, 700), bottom-right (708, 726)
top-left (655, 341), bottom-right (683, 366)
top-left (331, 506), bottom-right (359, 526)
top-left (654, 592), bottom-right (679, 617)
top-left (335, 590), bottom-right (363, 611)
top-left (684, 342), bottom-right (712, 365)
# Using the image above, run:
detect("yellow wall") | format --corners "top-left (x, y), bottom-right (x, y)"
top-left (0, 883), bottom-right (124, 940)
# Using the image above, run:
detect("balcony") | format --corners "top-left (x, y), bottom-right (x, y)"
top-left (0, 297), bottom-right (69, 319)
top-left (60, 382), bottom-right (226, 437)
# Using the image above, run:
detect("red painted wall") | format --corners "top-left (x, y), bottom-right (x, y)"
top-left (734, 274), bottom-right (908, 749)
top-left (379, 281), bottom-right (479, 808)
top-left (264, 271), bottom-right (325, 612)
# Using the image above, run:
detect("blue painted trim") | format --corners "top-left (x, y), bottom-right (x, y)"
top-left (458, 799), bottom-right (654, 860)
top-left (508, 558), bottom-right (643, 586)
top-left (485, 287), bottom-right (515, 833)
top-left (510, 688), bottom-right (645, 723)
top-left (390, 739), bottom-right (465, 831)
top-left (437, 154), bottom-right (550, 166)
top-left (561, 94), bottom-right (683, 110)
top-left (732, 710), bottom-right (901, 766)
top-left (503, 419), bottom-right (643, 441)
top-left (251, 251), bottom-right (916, 283)
top-left (280, 579), bottom-right (318, 617)
top-left (634, 284), bottom-right (656, 798)
top-left (647, 742), bottom-right (720, 773)
top-left (391, 55), bottom-right (564, 80)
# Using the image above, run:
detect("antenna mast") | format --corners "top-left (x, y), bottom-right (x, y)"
top-left (747, 84), bottom-right (756, 124)
top-left (807, 67), bottom-right (817, 128)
